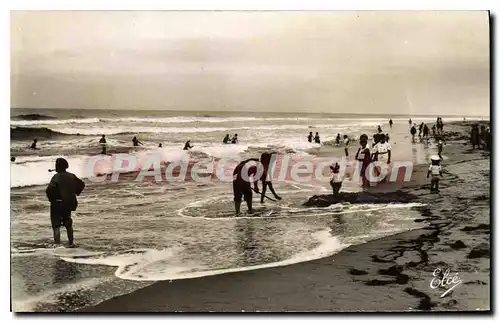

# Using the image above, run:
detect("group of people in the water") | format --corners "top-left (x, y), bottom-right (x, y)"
top-left (223, 134), bottom-right (238, 144)
top-left (307, 132), bottom-right (321, 144)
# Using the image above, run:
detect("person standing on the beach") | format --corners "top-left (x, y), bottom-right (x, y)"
top-left (99, 135), bottom-right (106, 144)
top-left (418, 122), bottom-right (424, 137)
top-left (410, 125), bottom-right (417, 143)
top-left (329, 162), bottom-right (343, 197)
top-left (355, 134), bottom-right (371, 187)
top-left (389, 119), bottom-right (393, 129)
top-left (232, 158), bottom-right (260, 215)
top-left (231, 134), bottom-right (238, 144)
top-left (158, 143), bottom-right (163, 148)
top-left (408, 118), bottom-right (412, 126)
top-left (132, 136), bottom-right (143, 147)
top-left (314, 132), bottom-right (321, 144)
top-left (307, 132), bottom-right (313, 143)
top-left (423, 124), bottom-right (430, 140)
top-left (437, 140), bottom-right (444, 159)
top-left (30, 139), bottom-right (38, 150)
top-left (259, 152), bottom-right (282, 203)
top-left (183, 140), bottom-right (193, 150)
top-left (46, 158), bottom-right (85, 247)
top-left (480, 125), bottom-right (487, 150)
top-left (377, 125), bottom-right (383, 133)
top-left (471, 124), bottom-right (480, 149)
top-left (343, 135), bottom-right (350, 157)
top-left (335, 133), bottom-right (341, 146)
top-left (427, 155), bottom-right (443, 193)
top-left (223, 134), bottom-right (231, 144)
top-left (432, 124), bottom-right (437, 137)
top-left (486, 128), bottom-right (491, 151)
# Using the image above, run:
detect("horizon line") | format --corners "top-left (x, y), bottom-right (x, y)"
top-left (10, 107), bottom-right (490, 118)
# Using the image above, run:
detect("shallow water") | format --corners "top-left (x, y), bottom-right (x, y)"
top-left (11, 110), bottom-right (465, 311)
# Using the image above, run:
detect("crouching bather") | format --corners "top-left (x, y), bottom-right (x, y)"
top-left (232, 158), bottom-right (260, 215)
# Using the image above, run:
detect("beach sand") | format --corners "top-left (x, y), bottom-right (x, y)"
top-left (80, 121), bottom-right (490, 312)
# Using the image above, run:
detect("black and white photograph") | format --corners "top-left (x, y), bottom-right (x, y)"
top-left (9, 10), bottom-right (491, 312)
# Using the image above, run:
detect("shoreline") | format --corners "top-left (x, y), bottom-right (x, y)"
top-left (80, 121), bottom-right (490, 312)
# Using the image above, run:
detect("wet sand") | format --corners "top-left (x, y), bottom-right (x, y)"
top-left (82, 121), bottom-right (490, 312)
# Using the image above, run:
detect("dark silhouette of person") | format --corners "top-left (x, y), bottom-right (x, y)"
top-left (389, 119), bottom-right (393, 128)
top-left (232, 158), bottom-right (260, 215)
top-left (432, 124), bottom-right (437, 137)
top-left (158, 143), bottom-right (162, 148)
top-left (343, 135), bottom-right (350, 157)
top-left (471, 124), bottom-right (480, 149)
top-left (480, 125), bottom-right (487, 149)
top-left (377, 125), bottom-right (383, 133)
top-left (418, 122), bottom-right (424, 137)
top-left (307, 132), bottom-right (313, 143)
top-left (408, 118), bottom-right (412, 125)
top-left (314, 132), bottom-right (321, 144)
top-left (183, 140), bottom-right (193, 150)
top-left (231, 134), bottom-right (238, 144)
top-left (223, 134), bottom-right (231, 144)
top-left (335, 133), bottom-right (341, 146)
top-left (486, 128), bottom-right (491, 151)
top-left (259, 152), bottom-right (282, 203)
top-left (45, 158), bottom-right (85, 247)
top-left (30, 139), bottom-right (38, 150)
top-left (132, 136), bottom-right (143, 147)
top-left (410, 124), bottom-right (417, 143)
top-left (99, 135), bottom-right (106, 144)
top-left (355, 134), bottom-right (372, 188)
top-left (423, 124), bottom-right (429, 139)
top-left (11, 156), bottom-right (15, 162)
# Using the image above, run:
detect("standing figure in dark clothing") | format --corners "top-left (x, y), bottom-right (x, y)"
top-left (231, 134), bottom-right (238, 144)
top-left (389, 119), bottom-right (393, 129)
top-left (471, 124), bottom-right (480, 149)
top-left (259, 152), bottom-right (282, 203)
top-left (486, 128), bottom-right (491, 151)
top-left (233, 158), bottom-right (260, 215)
top-left (223, 134), bottom-right (231, 144)
top-left (410, 125), bottom-right (417, 143)
top-left (423, 124), bottom-right (430, 140)
top-left (99, 135), bottom-right (106, 144)
top-left (432, 124), bottom-right (437, 137)
top-left (418, 123), bottom-right (424, 137)
top-left (158, 143), bottom-right (163, 148)
top-left (183, 140), bottom-right (193, 150)
top-left (30, 139), bottom-right (38, 150)
top-left (45, 158), bottom-right (85, 247)
top-left (408, 118), bottom-right (412, 126)
top-left (314, 132), bottom-right (321, 144)
top-left (335, 133), bottom-right (341, 146)
top-left (307, 132), bottom-right (313, 143)
top-left (480, 125), bottom-right (487, 149)
top-left (132, 136), bottom-right (143, 147)
top-left (355, 134), bottom-right (372, 188)
top-left (377, 125), bottom-right (383, 133)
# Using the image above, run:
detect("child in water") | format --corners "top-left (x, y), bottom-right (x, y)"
top-left (329, 162), bottom-right (343, 197)
top-left (427, 156), bottom-right (443, 193)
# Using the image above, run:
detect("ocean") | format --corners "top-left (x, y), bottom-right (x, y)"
top-left (10, 108), bottom-right (478, 311)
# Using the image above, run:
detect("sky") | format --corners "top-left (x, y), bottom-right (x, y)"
top-left (11, 11), bottom-right (490, 115)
